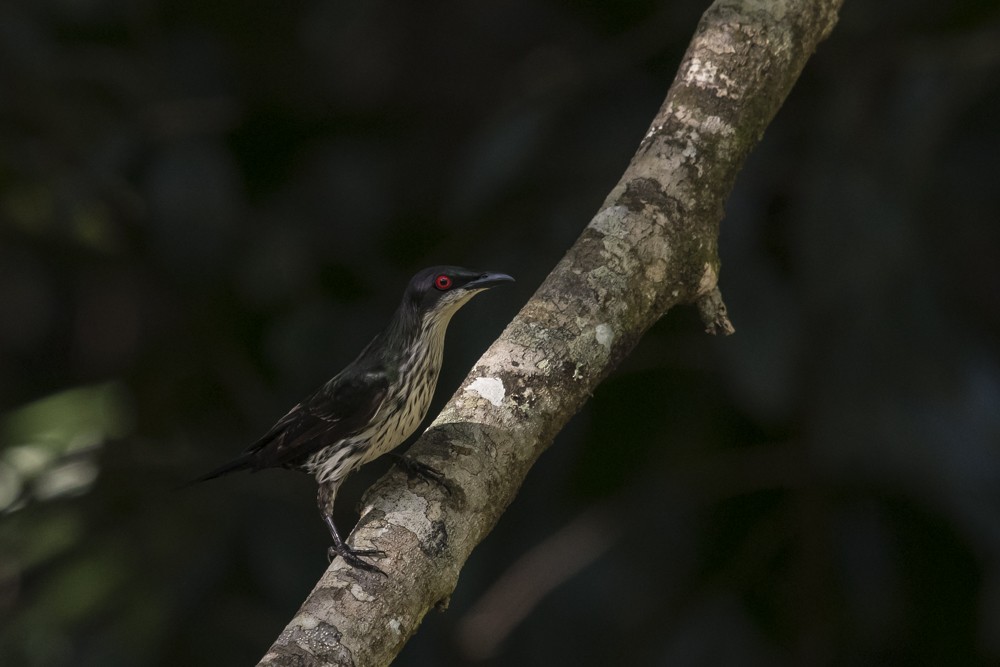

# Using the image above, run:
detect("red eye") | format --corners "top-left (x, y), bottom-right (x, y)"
top-left (434, 274), bottom-right (453, 290)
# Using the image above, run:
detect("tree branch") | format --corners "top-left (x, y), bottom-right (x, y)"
top-left (259, 1), bottom-right (842, 664)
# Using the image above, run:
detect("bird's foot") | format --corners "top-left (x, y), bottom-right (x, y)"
top-left (392, 454), bottom-right (451, 495)
top-left (321, 512), bottom-right (387, 575)
top-left (327, 544), bottom-right (387, 576)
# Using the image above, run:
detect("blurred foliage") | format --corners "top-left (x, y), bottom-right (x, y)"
top-left (0, 382), bottom-right (131, 510)
top-left (1, 0), bottom-right (999, 665)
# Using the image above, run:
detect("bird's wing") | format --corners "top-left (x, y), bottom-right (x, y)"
top-left (246, 370), bottom-right (390, 470)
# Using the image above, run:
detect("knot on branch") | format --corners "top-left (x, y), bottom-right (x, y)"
top-left (696, 285), bottom-right (735, 335)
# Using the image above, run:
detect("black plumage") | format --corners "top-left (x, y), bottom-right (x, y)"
top-left (197, 266), bottom-right (513, 573)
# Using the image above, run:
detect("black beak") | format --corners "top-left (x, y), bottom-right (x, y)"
top-left (465, 272), bottom-right (515, 290)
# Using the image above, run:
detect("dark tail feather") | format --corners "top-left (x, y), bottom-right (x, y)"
top-left (188, 452), bottom-right (256, 485)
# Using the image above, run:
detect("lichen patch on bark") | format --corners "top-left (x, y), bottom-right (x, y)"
top-left (465, 377), bottom-right (505, 406)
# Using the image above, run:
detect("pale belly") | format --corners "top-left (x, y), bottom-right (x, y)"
top-left (360, 365), bottom-right (439, 465)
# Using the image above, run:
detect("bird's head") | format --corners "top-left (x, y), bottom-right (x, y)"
top-left (404, 266), bottom-right (514, 323)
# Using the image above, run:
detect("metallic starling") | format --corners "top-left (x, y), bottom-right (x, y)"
top-left (196, 266), bottom-right (513, 573)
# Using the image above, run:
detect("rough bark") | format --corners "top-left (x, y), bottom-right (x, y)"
top-left (259, 1), bottom-right (842, 664)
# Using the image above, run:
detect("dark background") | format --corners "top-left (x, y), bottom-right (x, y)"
top-left (2, 0), bottom-right (999, 665)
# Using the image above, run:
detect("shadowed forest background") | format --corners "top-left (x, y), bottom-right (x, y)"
top-left (2, 0), bottom-right (1000, 665)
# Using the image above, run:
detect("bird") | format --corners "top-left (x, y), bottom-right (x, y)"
top-left (196, 266), bottom-right (514, 574)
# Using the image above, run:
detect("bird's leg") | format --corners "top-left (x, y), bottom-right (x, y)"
top-left (391, 453), bottom-right (451, 495)
top-left (317, 483), bottom-right (386, 576)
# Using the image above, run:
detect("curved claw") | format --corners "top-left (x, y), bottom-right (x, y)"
top-left (327, 545), bottom-right (387, 576)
